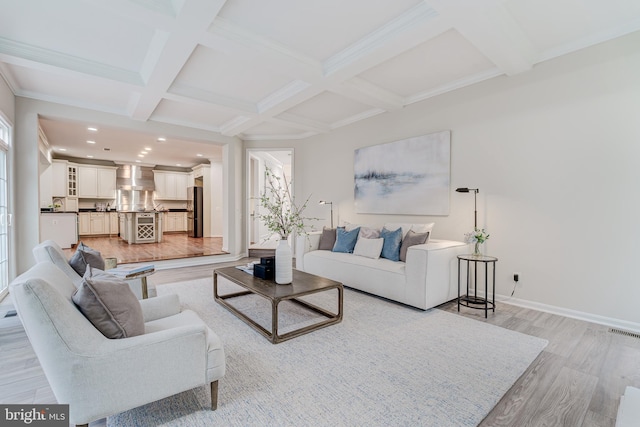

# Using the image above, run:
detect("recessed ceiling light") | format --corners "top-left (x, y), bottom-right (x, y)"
top-left (135, 160), bottom-right (141, 163)
top-left (145, 147), bottom-right (152, 151)
top-left (157, 137), bottom-right (166, 142)
top-left (86, 140), bottom-right (96, 144)
top-left (176, 163), bottom-right (181, 166)
top-left (57, 148), bottom-right (67, 152)
top-left (138, 154), bottom-right (144, 158)
top-left (141, 151), bottom-right (148, 154)
top-left (86, 155), bottom-right (94, 158)
top-left (87, 127), bottom-right (98, 132)
top-left (196, 154), bottom-right (203, 157)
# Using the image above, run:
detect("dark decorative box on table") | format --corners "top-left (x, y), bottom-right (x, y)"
top-left (254, 256), bottom-right (275, 280)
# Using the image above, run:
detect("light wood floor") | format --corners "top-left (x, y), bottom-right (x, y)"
top-left (2, 263), bottom-right (638, 426)
top-left (63, 233), bottom-right (227, 264)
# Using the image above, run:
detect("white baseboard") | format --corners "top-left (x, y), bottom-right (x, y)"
top-left (495, 293), bottom-right (640, 334)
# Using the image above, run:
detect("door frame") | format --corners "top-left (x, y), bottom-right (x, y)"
top-left (245, 148), bottom-right (294, 251)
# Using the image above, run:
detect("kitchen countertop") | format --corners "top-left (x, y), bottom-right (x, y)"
top-left (40, 210), bottom-right (78, 214)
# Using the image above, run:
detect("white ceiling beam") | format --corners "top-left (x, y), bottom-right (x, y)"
top-left (219, 85), bottom-right (326, 136)
top-left (166, 83), bottom-right (256, 115)
top-left (0, 37), bottom-right (143, 85)
top-left (319, 14), bottom-right (451, 88)
top-left (323, 2), bottom-right (439, 76)
top-left (203, 19), bottom-right (324, 83)
top-left (213, 4), bottom-right (449, 137)
top-left (269, 112), bottom-right (331, 134)
top-left (427, 0), bottom-right (537, 76)
top-left (334, 77), bottom-right (404, 111)
top-left (127, 0), bottom-right (228, 121)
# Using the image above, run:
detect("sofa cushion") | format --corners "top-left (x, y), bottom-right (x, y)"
top-left (384, 222), bottom-right (435, 240)
top-left (333, 227), bottom-right (360, 253)
top-left (380, 227), bottom-right (403, 261)
top-left (399, 230), bottom-right (430, 262)
top-left (353, 237), bottom-right (384, 259)
top-left (318, 227), bottom-right (337, 250)
top-left (69, 242), bottom-right (105, 277)
top-left (72, 266), bottom-right (144, 339)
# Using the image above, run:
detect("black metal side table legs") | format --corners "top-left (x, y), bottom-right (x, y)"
top-left (457, 254), bottom-right (497, 318)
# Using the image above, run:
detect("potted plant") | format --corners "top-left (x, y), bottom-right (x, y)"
top-left (257, 167), bottom-right (316, 284)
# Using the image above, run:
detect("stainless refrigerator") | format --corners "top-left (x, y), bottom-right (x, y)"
top-left (186, 186), bottom-right (203, 238)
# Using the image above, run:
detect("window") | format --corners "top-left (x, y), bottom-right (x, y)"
top-left (0, 114), bottom-right (11, 300)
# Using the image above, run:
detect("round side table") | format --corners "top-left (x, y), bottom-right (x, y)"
top-left (457, 254), bottom-right (498, 318)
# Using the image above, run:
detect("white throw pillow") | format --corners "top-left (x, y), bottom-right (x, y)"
top-left (384, 222), bottom-right (435, 240)
top-left (353, 237), bottom-right (384, 259)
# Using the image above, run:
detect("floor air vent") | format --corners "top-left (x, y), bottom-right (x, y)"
top-left (3, 310), bottom-right (17, 318)
top-left (609, 328), bottom-right (640, 339)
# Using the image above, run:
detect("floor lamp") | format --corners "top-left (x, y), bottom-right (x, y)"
top-left (455, 188), bottom-right (479, 229)
top-left (318, 201), bottom-right (333, 228)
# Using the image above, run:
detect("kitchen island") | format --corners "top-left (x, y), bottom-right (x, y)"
top-left (119, 211), bottom-right (164, 244)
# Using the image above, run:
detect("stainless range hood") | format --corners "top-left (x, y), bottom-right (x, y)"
top-left (116, 165), bottom-right (156, 211)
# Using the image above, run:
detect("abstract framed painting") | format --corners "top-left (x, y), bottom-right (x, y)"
top-left (354, 130), bottom-right (450, 215)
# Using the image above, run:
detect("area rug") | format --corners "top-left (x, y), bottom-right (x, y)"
top-left (108, 277), bottom-right (548, 427)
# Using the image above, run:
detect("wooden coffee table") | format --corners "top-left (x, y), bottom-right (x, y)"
top-left (213, 266), bottom-right (343, 344)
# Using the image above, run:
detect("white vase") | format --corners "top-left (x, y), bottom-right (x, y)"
top-left (275, 239), bottom-right (293, 284)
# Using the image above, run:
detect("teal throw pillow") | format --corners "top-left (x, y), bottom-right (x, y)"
top-left (332, 227), bottom-right (360, 253)
top-left (380, 227), bottom-right (403, 261)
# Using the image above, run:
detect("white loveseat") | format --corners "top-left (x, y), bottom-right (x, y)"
top-left (296, 225), bottom-right (468, 310)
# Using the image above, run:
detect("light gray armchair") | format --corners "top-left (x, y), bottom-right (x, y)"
top-left (10, 261), bottom-right (225, 427)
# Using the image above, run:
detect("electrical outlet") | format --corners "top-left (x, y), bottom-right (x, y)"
top-left (513, 273), bottom-right (520, 283)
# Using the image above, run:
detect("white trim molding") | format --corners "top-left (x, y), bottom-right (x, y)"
top-left (496, 294), bottom-right (640, 335)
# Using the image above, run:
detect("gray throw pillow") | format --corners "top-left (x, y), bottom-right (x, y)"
top-left (318, 227), bottom-right (337, 251)
top-left (69, 241), bottom-right (105, 276)
top-left (399, 230), bottom-right (430, 262)
top-left (72, 266), bottom-right (144, 339)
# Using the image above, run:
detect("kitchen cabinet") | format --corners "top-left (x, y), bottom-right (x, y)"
top-left (52, 160), bottom-right (67, 197)
top-left (79, 212), bottom-right (111, 235)
top-left (49, 161), bottom-right (79, 211)
top-left (98, 168), bottom-right (116, 198)
top-left (78, 165), bottom-right (117, 199)
top-left (153, 171), bottom-right (189, 200)
top-left (90, 212), bottom-right (106, 235)
top-left (67, 164), bottom-right (78, 198)
top-left (162, 212), bottom-right (187, 232)
top-left (175, 174), bottom-right (188, 200)
top-left (78, 166), bottom-right (97, 197)
top-left (79, 213), bottom-right (90, 235)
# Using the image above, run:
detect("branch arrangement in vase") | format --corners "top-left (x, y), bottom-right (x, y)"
top-left (257, 167), bottom-right (318, 239)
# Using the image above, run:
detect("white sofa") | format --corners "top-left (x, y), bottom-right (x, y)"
top-left (296, 229), bottom-right (468, 310)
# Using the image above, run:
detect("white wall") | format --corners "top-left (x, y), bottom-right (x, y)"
top-left (246, 31), bottom-right (640, 325)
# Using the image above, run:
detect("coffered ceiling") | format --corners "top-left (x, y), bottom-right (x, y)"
top-left (1, 0), bottom-right (639, 167)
